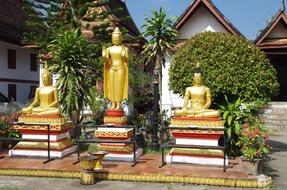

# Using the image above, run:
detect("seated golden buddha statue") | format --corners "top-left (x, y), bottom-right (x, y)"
top-left (174, 63), bottom-right (220, 118)
top-left (22, 63), bottom-right (60, 115)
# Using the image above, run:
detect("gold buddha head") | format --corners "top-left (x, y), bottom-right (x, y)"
top-left (41, 63), bottom-right (53, 86)
top-left (112, 27), bottom-right (123, 45)
top-left (193, 62), bottom-right (203, 86)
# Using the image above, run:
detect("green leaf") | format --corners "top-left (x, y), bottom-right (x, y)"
top-left (228, 115), bottom-right (233, 125)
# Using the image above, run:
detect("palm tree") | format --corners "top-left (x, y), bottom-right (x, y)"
top-left (142, 7), bottom-right (177, 150)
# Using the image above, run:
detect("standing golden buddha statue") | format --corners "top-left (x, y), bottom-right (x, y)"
top-left (102, 27), bottom-right (128, 110)
top-left (22, 63), bottom-right (60, 115)
top-left (174, 63), bottom-right (220, 118)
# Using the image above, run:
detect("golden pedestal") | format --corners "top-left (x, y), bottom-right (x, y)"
top-left (167, 117), bottom-right (227, 166)
top-left (80, 156), bottom-right (97, 185)
top-left (94, 109), bottom-right (142, 161)
top-left (9, 114), bottom-right (77, 158)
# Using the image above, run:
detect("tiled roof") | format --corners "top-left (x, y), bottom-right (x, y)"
top-left (106, 0), bottom-right (141, 37)
top-left (0, 0), bottom-right (29, 45)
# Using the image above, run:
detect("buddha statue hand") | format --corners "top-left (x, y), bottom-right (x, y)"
top-left (22, 106), bottom-right (32, 114)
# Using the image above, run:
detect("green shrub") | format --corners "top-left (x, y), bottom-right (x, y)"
top-left (169, 32), bottom-right (279, 104)
top-left (128, 52), bottom-right (153, 113)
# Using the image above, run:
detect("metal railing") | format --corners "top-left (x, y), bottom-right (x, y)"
top-left (159, 126), bottom-right (228, 172)
top-left (73, 124), bottom-right (138, 167)
top-left (0, 122), bottom-right (54, 163)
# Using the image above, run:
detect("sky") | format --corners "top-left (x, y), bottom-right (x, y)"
top-left (125, 0), bottom-right (285, 40)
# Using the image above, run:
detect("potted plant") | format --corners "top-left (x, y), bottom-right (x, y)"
top-left (237, 117), bottom-right (270, 175)
top-left (0, 113), bottom-right (21, 150)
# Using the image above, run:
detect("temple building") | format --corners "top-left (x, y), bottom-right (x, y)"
top-left (0, 0), bottom-right (39, 103)
top-left (0, 0), bottom-right (142, 103)
top-left (161, 0), bottom-right (242, 117)
top-left (255, 6), bottom-right (287, 101)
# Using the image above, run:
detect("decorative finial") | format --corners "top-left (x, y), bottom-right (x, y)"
top-left (41, 62), bottom-right (52, 78)
top-left (196, 62), bottom-right (201, 68)
top-left (281, 0), bottom-right (285, 12)
top-left (44, 62), bottom-right (48, 70)
top-left (112, 27), bottom-right (122, 35)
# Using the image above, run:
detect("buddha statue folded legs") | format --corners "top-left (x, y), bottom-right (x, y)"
top-left (174, 108), bottom-right (220, 118)
top-left (23, 107), bottom-right (60, 115)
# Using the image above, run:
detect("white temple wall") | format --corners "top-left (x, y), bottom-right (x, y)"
top-left (178, 5), bottom-right (228, 39)
top-left (0, 41), bottom-right (39, 103)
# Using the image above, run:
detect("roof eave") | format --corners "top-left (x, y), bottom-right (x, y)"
top-left (254, 10), bottom-right (287, 45)
top-left (174, 0), bottom-right (243, 37)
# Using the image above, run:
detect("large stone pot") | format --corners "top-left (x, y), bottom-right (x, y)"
top-left (80, 156), bottom-right (98, 185)
top-left (80, 156), bottom-right (97, 170)
top-left (242, 158), bottom-right (263, 176)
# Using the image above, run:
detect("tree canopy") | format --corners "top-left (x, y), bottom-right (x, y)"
top-left (169, 32), bottom-right (279, 104)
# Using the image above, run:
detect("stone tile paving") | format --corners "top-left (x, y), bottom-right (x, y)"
top-left (264, 131), bottom-right (287, 190)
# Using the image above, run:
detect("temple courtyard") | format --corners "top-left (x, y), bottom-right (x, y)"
top-left (0, 129), bottom-right (285, 189)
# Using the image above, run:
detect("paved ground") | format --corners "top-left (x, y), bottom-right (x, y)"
top-left (264, 130), bottom-right (287, 190)
top-left (0, 176), bottom-right (260, 190)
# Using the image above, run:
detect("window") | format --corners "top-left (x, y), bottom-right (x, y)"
top-left (8, 84), bottom-right (16, 101)
top-left (7, 49), bottom-right (16, 69)
top-left (30, 53), bottom-right (38, 71)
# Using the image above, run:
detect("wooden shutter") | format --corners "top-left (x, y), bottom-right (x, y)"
top-left (8, 49), bottom-right (16, 69)
top-left (30, 53), bottom-right (38, 71)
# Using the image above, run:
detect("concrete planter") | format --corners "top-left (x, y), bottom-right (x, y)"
top-left (242, 158), bottom-right (263, 176)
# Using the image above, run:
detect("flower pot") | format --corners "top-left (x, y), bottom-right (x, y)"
top-left (242, 158), bottom-right (263, 176)
top-left (80, 156), bottom-right (97, 171)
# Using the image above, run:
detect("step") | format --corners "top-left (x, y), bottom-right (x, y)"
top-left (264, 120), bottom-right (287, 126)
top-left (266, 125), bottom-right (287, 131)
top-left (261, 109), bottom-right (287, 114)
top-left (260, 114), bottom-right (287, 120)
top-left (267, 101), bottom-right (287, 105)
top-left (266, 105), bottom-right (287, 109)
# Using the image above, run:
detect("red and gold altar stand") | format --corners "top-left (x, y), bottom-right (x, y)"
top-left (94, 109), bottom-right (142, 161)
top-left (9, 114), bottom-right (76, 158)
top-left (166, 117), bottom-right (228, 166)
